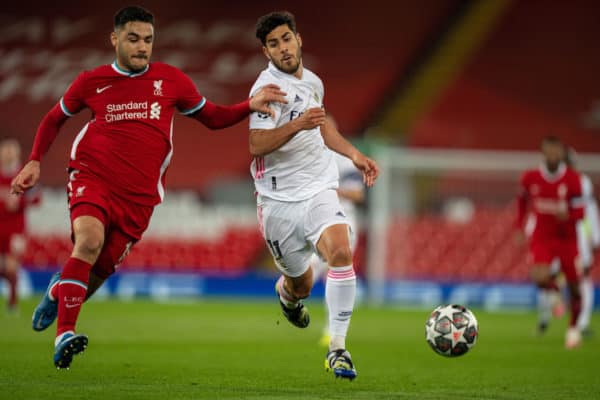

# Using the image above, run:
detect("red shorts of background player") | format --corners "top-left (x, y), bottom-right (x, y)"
top-left (529, 238), bottom-right (580, 284)
top-left (0, 232), bottom-right (26, 256)
top-left (67, 169), bottom-right (154, 279)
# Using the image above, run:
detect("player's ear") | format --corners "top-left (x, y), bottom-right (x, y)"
top-left (262, 46), bottom-right (271, 61)
top-left (296, 33), bottom-right (302, 48)
top-left (110, 31), bottom-right (118, 47)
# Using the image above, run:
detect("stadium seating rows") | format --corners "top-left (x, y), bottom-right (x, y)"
top-left (23, 208), bottom-right (598, 283)
top-left (23, 227), bottom-right (265, 276)
top-left (387, 207), bottom-right (600, 283)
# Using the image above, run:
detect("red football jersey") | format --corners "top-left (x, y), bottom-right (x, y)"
top-left (0, 166), bottom-right (39, 234)
top-left (516, 164), bottom-right (584, 241)
top-left (60, 62), bottom-right (205, 206)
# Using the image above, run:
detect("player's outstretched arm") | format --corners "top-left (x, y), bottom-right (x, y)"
top-left (193, 84), bottom-right (287, 130)
top-left (249, 107), bottom-right (325, 156)
top-left (11, 103), bottom-right (69, 195)
top-left (320, 117), bottom-right (379, 187)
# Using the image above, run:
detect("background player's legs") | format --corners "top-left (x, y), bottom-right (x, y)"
top-left (530, 261), bottom-right (563, 332)
top-left (559, 247), bottom-right (582, 348)
top-left (2, 253), bottom-right (19, 311)
top-left (578, 268), bottom-right (594, 334)
top-left (317, 224), bottom-right (355, 352)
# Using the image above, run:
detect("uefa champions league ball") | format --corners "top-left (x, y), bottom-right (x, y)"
top-left (425, 304), bottom-right (478, 357)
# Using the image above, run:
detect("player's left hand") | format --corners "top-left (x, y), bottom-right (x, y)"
top-left (351, 153), bottom-right (379, 187)
top-left (250, 84), bottom-right (287, 118)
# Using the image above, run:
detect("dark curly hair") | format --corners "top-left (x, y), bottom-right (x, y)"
top-left (255, 11), bottom-right (297, 45)
top-left (114, 6), bottom-right (154, 30)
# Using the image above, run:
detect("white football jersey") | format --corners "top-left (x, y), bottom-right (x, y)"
top-left (249, 62), bottom-right (338, 201)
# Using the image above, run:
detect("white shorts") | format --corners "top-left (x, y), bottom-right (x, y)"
top-left (257, 189), bottom-right (351, 278)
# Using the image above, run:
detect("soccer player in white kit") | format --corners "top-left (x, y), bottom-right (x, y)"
top-left (249, 12), bottom-right (379, 380)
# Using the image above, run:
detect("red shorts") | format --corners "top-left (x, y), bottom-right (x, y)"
top-left (529, 238), bottom-right (580, 283)
top-left (68, 169), bottom-right (154, 278)
top-left (0, 232), bottom-right (26, 256)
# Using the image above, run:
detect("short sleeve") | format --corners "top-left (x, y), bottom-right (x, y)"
top-left (175, 69), bottom-right (206, 115)
top-left (249, 103), bottom-right (282, 130)
top-left (248, 78), bottom-right (284, 130)
top-left (60, 72), bottom-right (88, 117)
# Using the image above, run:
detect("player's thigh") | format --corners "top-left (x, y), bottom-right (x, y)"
top-left (558, 241), bottom-right (581, 285)
top-left (0, 234), bottom-right (11, 257)
top-left (528, 241), bottom-right (554, 283)
top-left (305, 190), bottom-right (352, 264)
top-left (258, 197), bottom-right (311, 277)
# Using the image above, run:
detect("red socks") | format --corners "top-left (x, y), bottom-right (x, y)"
top-left (569, 293), bottom-right (582, 327)
top-left (56, 257), bottom-right (92, 336)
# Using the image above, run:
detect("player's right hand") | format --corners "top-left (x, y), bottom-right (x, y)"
top-left (295, 107), bottom-right (326, 131)
top-left (10, 160), bottom-right (40, 195)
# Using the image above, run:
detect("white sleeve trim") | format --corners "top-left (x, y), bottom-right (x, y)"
top-left (59, 97), bottom-right (75, 117)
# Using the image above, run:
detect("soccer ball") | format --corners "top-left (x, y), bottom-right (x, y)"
top-left (425, 304), bottom-right (478, 357)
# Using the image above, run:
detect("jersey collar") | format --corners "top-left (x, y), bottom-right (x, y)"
top-left (539, 162), bottom-right (566, 182)
top-left (111, 61), bottom-right (149, 77)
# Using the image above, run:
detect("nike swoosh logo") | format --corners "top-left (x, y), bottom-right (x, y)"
top-left (65, 303), bottom-right (81, 309)
top-left (35, 318), bottom-right (44, 330)
top-left (96, 85), bottom-right (112, 94)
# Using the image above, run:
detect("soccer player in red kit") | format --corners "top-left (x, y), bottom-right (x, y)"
top-left (11, 6), bottom-right (286, 369)
top-left (515, 136), bottom-right (585, 349)
top-left (0, 138), bottom-right (39, 313)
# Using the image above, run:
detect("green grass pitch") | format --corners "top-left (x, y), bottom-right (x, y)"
top-left (1, 298), bottom-right (598, 399)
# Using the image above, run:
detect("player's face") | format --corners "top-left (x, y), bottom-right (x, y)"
top-left (0, 140), bottom-right (20, 169)
top-left (263, 25), bottom-right (302, 75)
top-left (111, 21), bottom-right (154, 72)
top-left (542, 142), bottom-right (564, 172)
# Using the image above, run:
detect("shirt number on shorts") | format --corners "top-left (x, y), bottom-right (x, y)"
top-left (267, 239), bottom-right (284, 260)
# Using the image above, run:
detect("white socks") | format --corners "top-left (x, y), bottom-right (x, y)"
top-left (326, 265), bottom-right (356, 351)
top-left (537, 289), bottom-right (552, 325)
top-left (578, 276), bottom-right (594, 331)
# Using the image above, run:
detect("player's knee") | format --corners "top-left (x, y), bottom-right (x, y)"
top-left (530, 267), bottom-right (550, 286)
top-left (4, 257), bottom-right (19, 274)
top-left (74, 234), bottom-right (104, 259)
top-left (327, 245), bottom-right (353, 267)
